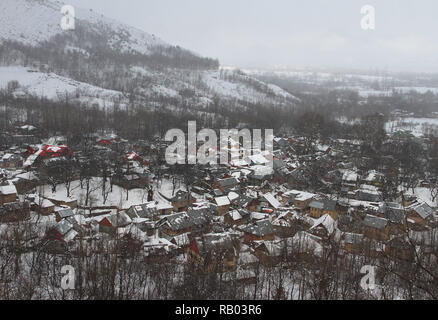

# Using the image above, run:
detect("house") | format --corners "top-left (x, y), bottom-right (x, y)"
top-left (53, 219), bottom-right (75, 242)
top-left (0, 183), bottom-right (18, 205)
top-left (39, 145), bottom-right (73, 159)
top-left (11, 171), bottom-right (38, 194)
top-left (357, 184), bottom-right (382, 202)
top-left (38, 199), bottom-right (55, 215)
top-left (187, 207), bottom-right (213, 235)
top-left (227, 191), bottom-right (240, 204)
top-left (127, 203), bottom-right (158, 220)
top-left (215, 196), bottom-right (230, 215)
top-left (158, 208), bottom-right (212, 237)
top-left (361, 170), bottom-right (384, 186)
top-left (308, 214), bottom-right (338, 239)
top-left (247, 165), bottom-right (274, 184)
top-left (271, 214), bottom-right (296, 238)
top-left (362, 214), bottom-right (390, 241)
top-left (309, 199), bottom-right (338, 219)
top-left (99, 211), bottom-right (132, 235)
top-left (342, 169), bottom-right (358, 190)
top-left (46, 196), bottom-right (78, 209)
top-left (401, 192), bottom-right (418, 207)
top-left (380, 202), bottom-right (406, 235)
top-left (224, 209), bottom-right (249, 226)
top-left (169, 232), bottom-right (191, 249)
top-left (407, 202), bottom-right (435, 228)
top-left (186, 233), bottom-right (241, 273)
top-left (344, 233), bottom-right (364, 254)
top-left (158, 212), bottom-right (193, 236)
top-left (215, 177), bottom-right (240, 193)
top-left (171, 190), bottom-right (193, 212)
top-left (241, 219), bottom-right (275, 243)
top-left (55, 207), bottom-right (75, 222)
top-left (253, 240), bottom-right (284, 266)
top-left (156, 202), bottom-right (174, 215)
top-left (232, 194), bottom-right (252, 209)
top-left (288, 231), bottom-right (324, 264)
top-left (283, 190), bottom-right (315, 210)
top-left (248, 153), bottom-right (270, 166)
top-left (261, 193), bottom-right (281, 211)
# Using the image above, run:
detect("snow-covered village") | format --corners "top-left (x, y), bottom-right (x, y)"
top-left (1, 112), bottom-right (438, 299)
top-left (0, 0), bottom-right (438, 302)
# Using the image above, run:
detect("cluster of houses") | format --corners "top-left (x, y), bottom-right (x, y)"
top-left (0, 124), bottom-right (437, 280)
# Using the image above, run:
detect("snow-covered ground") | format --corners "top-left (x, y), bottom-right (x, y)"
top-left (0, 66), bottom-right (125, 107)
top-left (202, 70), bottom-right (299, 104)
top-left (394, 87), bottom-right (438, 95)
top-left (0, 0), bottom-right (169, 54)
top-left (399, 186), bottom-right (437, 208)
top-left (36, 177), bottom-right (181, 210)
top-left (385, 117), bottom-right (438, 137)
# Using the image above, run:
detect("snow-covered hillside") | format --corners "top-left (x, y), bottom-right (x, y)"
top-left (0, 0), bottom-right (299, 113)
top-left (202, 70), bottom-right (300, 103)
top-left (0, 0), bottom-right (169, 54)
top-left (0, 66), bottom-right (125, 107)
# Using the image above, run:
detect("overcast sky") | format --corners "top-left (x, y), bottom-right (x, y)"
top-left (68, 0), bottom-right (438, 73)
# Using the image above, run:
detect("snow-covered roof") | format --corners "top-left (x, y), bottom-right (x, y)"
top-left (228, 192), bottom-right (240, 202)
top-left (309, 214), bottom-right (337, 235)
top-left (248, 154), bottom-right (269, 165)
top-left (215, 196), bottom-right (230, 207)
top-left (342, 170), bottom-right (358, 182)
top-left (229, 210), bottom-right (243, 221)
top-left (262, 193), bottom-right (281, 209)
top-left (250, 165), bottom-right (274, 177)
top-left (286, 190), bottom-right (316, 202)
top-left (0, 184), bottom-right (17, 195)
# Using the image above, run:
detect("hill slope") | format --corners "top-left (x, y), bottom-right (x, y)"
top-left (0, 0), bottom-right (299, 118)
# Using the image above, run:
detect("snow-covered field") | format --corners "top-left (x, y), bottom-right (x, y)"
top-left (385, 117), bottom-right (438, 137)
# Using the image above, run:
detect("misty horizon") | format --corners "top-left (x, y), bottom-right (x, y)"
top-left (65, 0), bottom-right (438, 74)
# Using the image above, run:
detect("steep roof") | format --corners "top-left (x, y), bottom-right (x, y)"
top-left (309, 214), bottom-right (337, 235)
top-left (262, 193), bottom-right (281, 209)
